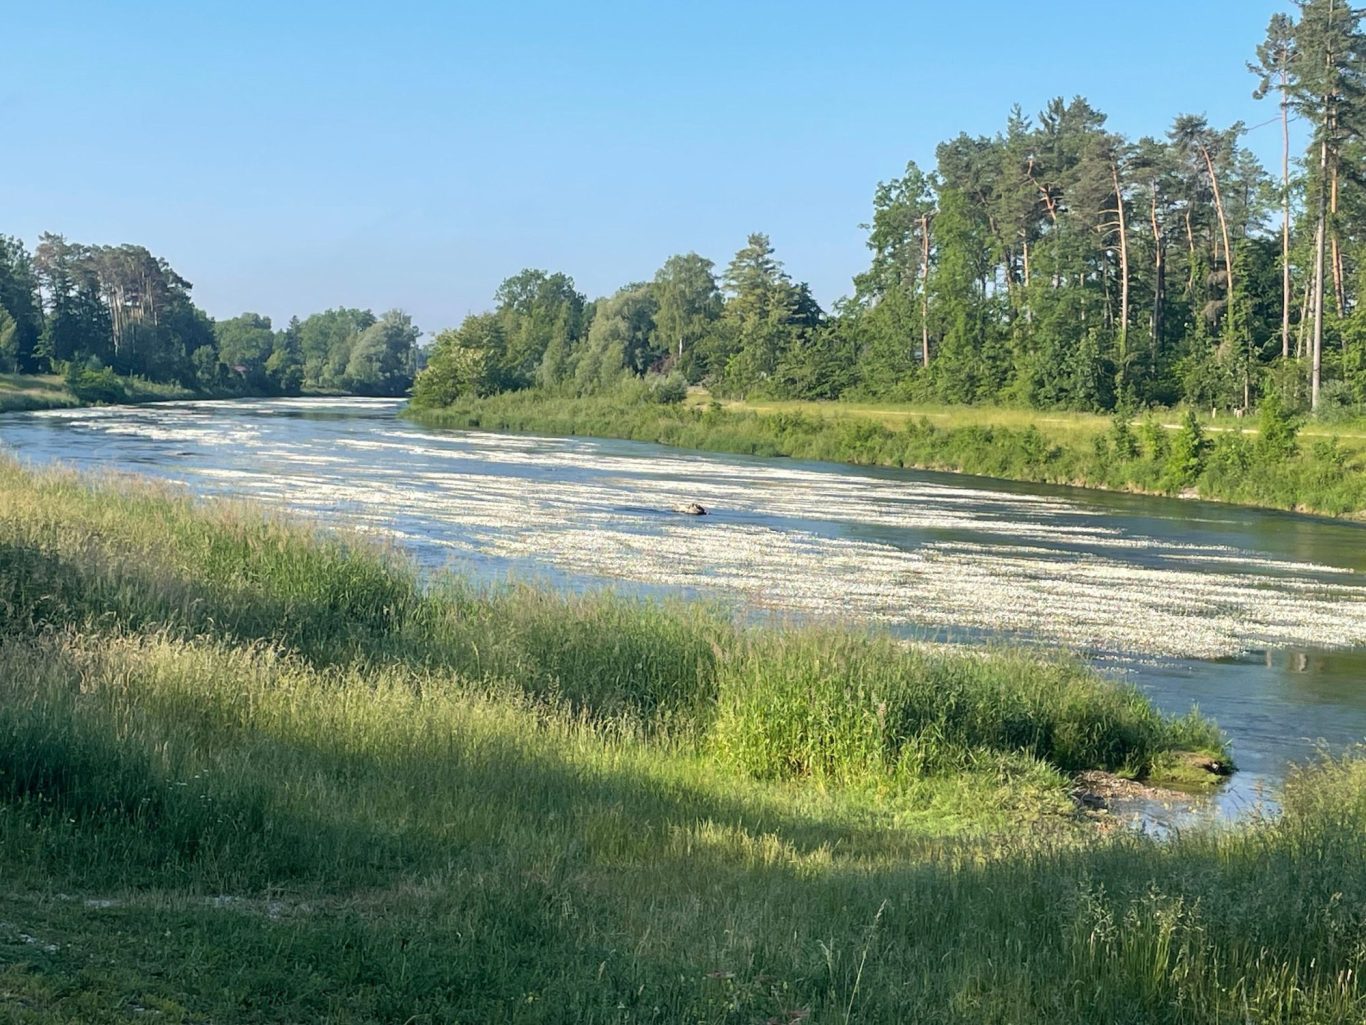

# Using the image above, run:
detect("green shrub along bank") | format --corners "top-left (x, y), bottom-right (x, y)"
top-left (9, 461), bottom-right (1366, 1023)
top-left (408, 390), bottom-right (1366, 517)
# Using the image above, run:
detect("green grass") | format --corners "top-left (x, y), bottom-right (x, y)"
top-left (698, 393), bottom-right (1366, 454)
top-left (406, 389), bottom-right (1366, 517)
top-left (3, 460), bottom-right (1366, 1023)
top-left (0, 374), bottom-right (80, 414)
top-left (0, 371), bottom-right (312, 415)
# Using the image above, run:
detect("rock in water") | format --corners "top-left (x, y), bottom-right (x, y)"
top-left (676, 502), bottom-right (707, 516)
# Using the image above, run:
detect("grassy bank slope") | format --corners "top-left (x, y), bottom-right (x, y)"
top-left (0, 373), bottom-right (82, 413)
top-left (4, 462), bottom-right (1364, 1023)
top-left (0, 372), bottom-right (219, 414)
top-left (408, 391), bottom-right (1366, 517)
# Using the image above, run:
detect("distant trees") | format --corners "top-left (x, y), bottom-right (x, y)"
top-left (0, 232), bottom-right (419, 399)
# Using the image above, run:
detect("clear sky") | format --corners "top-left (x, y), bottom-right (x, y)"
top-left (6, 1), bottom-right (1295, 336)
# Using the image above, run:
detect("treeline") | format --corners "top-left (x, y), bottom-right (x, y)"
top-left (0, 234), bottom-right (419, 398)
top-left (416, 1), bottom-right (1366, 420)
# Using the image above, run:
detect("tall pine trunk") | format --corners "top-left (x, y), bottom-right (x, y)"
top-left (919, 214), bottom-right (931, 369)
top-left (1312, 130), bottom-right (1328, 410)
top-left (1111, 161), bottom-right (1130, 392)
top-left (1281, 83), bottom-right (1292, 358)
top-left (1151, 189), bottom-right (1165, 363)
top-left (1199, 143), bottom-right (1235, 337)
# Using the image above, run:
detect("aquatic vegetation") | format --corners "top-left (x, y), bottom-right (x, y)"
top-left (407, 390), bottom-right (1366, 517)
top-left (10, 402), bottom-right (1366, 664)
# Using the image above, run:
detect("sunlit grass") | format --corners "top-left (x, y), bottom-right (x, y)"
top-left (0, 373), bottom-right (79, 413)
top-left (2, 459), bottom-right (1364, 1022)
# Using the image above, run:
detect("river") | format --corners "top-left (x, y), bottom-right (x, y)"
top-left (4, 397), bottom-right (1365, 822)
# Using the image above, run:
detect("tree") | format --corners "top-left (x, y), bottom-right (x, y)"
top-left (343, 310), bottom-right (419, 396)
top-left (0, 236), bottom-right (42, 371)
top-left (34, 234), bottom-right (110, 368)
top-left (574, 285), bottom-right (660, 394)
top-left (928, 189), bottom-right (1003, 403)
top-left (1290, 0), bottom-right (1366, 408)
top-left (214, 313), bottom-right (275, 390)
top-left (652, 253), bottom-right (721, 373)
top-left (412, 313), bottom-right (508, 404)
top-left (1251, 11), bottom-right (1299, 358)
top-left (494, 269), bottom-right (586, 389)
top-left (721, 233), bottom-right (807, 393)
top-left (266, 316), bottom-right (305, 394)
top-left (298, 308), bottom-right (377, 390)
top-left (1170, 115), bottom-right (1241, 343)
top-left (1164, 409), bottom-right (1209, 489)
top-left (0, 310), bottom-right (17, 372)
top-left (854, 161), bottom-right (936, 372)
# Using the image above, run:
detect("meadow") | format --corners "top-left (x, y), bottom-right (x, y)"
top-left (1, 459), bottom-right (1364, 1023)
top-left (407, 389), bottom-right (1366, 517)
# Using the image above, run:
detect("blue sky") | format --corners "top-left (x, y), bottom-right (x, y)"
top-left (6, 1), bottom-right (1294, 336)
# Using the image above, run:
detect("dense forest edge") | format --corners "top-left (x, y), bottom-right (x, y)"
top-left (11, 459), bottom-right (1366, 1023)
top-left (398, 3), bottom-right (1366, 515)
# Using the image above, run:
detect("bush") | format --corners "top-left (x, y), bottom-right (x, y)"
top-left (64, 365), bottom-right (127, 405)
top-left (647, 371), bottom-right (688, 404)
top-left (1256, 391), bottom-right (1300, 460)
top-left (1162, 410), bottom-right (1207, 491)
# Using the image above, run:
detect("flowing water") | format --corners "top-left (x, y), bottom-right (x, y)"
top-left (4, 397), bottom-right (1365, 825)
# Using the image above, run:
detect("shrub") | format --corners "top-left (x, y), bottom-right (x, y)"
top-left (648, 371), bottom-right (688, 404)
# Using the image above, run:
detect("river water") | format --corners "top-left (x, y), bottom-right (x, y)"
top-left (3, 397), bottom-right (1365, 820)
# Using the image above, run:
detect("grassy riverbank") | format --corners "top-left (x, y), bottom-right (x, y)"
top-left (0, 371), bottom-right (345, 416)
top-left (407, 391), bottom-right (1366, 517)
top-left (0, 371), bottom-right (235, 415)
top-left (4, 461), bottom-right (1366, 1022)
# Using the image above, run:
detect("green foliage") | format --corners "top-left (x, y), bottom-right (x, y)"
top-left (342, 310), bottom-right (419, 396)
top-left (411, 313), bottom-right (508, 405)
top-left (647, 370), bottom-right (688, 404)
top-left (1162, 410), bottom-right (1209, 490)
top-left (709, 630), bottom-right (1219, 783)
top-left (1108, 412), bottom-right (1140, 460)
top-left (0, 231), bottom-right (418, 402)
top-left (1257, 389), bottom-right (1301, 459)
top-left (8, 463), bottom-right (1366, 1024)
top-left (63, 364), bottom-right (127, 405)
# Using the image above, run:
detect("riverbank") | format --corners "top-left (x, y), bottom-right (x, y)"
top-left (4, 459), bottom-right (1366, 1022)
top-left (407, 391), bottom-right (1366, 518)
top-left (0, 371), bottom-right (345, 415)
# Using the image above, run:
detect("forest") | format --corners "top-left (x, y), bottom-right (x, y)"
top-left (0, 234), bottom-right (419, 399)
top-left (414, 2), bottom-right (1366, 422)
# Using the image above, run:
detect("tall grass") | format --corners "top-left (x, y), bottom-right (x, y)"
top-left (710, 629), bottom-right (1220, 784)
top-left (0, 628), bottom-right (1360, 1022)
top-left (0, 458), bottom-right (1219, 782)
top-left (407, 391), bottom-right (1366, 516)
top-left (7, 459), bottom-right (1366, 1023)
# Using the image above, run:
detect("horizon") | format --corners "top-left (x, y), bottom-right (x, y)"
top-left (8, 1), bottom-right (1295, 335)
